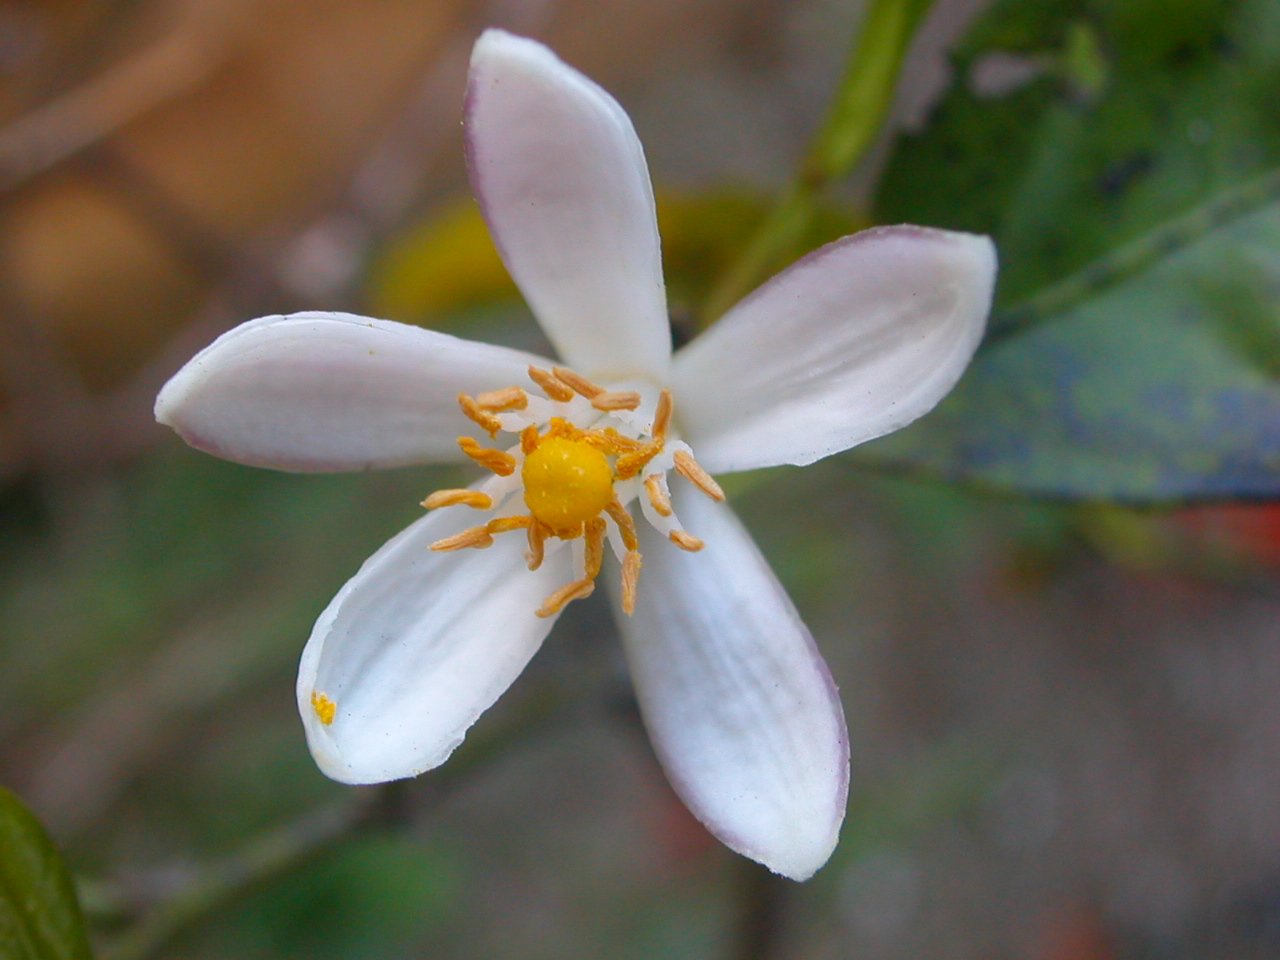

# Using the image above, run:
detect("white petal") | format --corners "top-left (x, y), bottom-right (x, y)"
top-left (297, 503), bottom-right (570, 783)
top-left (465, 30), bottom-right (671, 382)
top-left (155, 311), bottom-right (549, 472)
top-left (671, 226), bottom-right (997, 472)
top-left (615, 489), bottom-right (848, 880)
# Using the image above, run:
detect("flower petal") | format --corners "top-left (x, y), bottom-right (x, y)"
top-left (614, 489), bottom-right (849, 880)
top-left (671, 226), bottom-right (997, 472)
top-left (297, 503), bottom-right (570, 784)
top-left (155, 311), bottom-right (549, 472)
top-left (465, 30), bottom-right (671, 382)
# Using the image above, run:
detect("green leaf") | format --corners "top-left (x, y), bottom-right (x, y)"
top-left (858, 195), bottom-right (1280, 501)
top-left (0, 787), bottom-right (92, 960)
top-left (863, 0), bottom-right (1280, 500)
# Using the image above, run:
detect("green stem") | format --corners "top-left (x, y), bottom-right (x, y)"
top-left (989, 165), bottom-right (1280, 344)
top-left (700, 0), bottom-right (933, 323)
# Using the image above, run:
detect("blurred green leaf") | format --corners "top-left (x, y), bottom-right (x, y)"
top-left (0, 787), bottom-right (92, 960)
top-left (859, 196), bottom-right (1280, 500)
top-left (862, 0), bottom-right (1280, 500)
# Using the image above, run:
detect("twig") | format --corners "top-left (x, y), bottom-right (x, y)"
top-left (699, 0), bottom-right (935, 323)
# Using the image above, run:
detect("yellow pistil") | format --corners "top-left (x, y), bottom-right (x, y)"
top-left (310, 691), bottom-right (337, 726)
top-left (521, 436), bottom-right (614, 537)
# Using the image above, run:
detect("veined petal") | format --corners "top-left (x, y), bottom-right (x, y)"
top-left (614, 489), bottom-right (849, 880)
top-left (672, 226), bottom-right (996, 473)
top-left (298, 502), bottom-right (570, 784)
top-left (155, 312), bottom-right (549, 472)
top-left (465, 30), bottom-right (671, 382)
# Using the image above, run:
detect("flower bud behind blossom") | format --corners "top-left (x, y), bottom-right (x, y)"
top-left (155, 29), bottom-right (997, 880)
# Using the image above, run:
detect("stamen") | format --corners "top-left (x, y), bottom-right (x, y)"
top-left (652, 390), bottom-right (673, 440)
top-left (616, 441), bottom-right (662, 480)
top-left (526, 520), bottom-right (549, 570)
top-left (310, 691), bottom-right (337, 726)
top-left (475, 386), bottom-right (529, 412)
top-left (458, 437), bottom-right (516, 476)
top-left (421, 489), bottom-right (494, 510)
top-left (487, 515), bottom-right (533, 534)
top-left (591, 390), bottom-right (642, 412)
top-left (552, 366), bottom-right (603, 399)
top-left (673, 450), bottom-right (725, 501)
top-left (528, 366), bottom-right (575, 402)
top-left (537, 578), bottom-right (595, 618)
top-left (605, 498), bottom-right (639, 551)
top-left (643, 475), bottom-right (672, 517)
top-left (521, 425), bottom-right (539, 455)
top-left (584, 517), bottom-right (606, 579)
top-left (458, 394), bottom-right (503, 436)
top-left (621, 551), bottom-right (642, 615)
top-left (430, 525), bottom-right (494, 551)
top-left (670, 530), bottom-right (705, 552)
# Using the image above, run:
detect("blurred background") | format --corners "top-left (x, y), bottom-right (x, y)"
top-left (4, 0), bottom-right (1280, 957)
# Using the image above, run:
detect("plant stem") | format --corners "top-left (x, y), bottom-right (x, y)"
top-left (700, 0), bottom-right (934, 323)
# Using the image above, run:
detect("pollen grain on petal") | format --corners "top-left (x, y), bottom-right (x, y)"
top-left (670, 529), bottom-right (705, 552)
top-left (527, 365), bottom-right (575, 401)
top-left (431, 525), bottom-right (495, 551)
top-left (421, 489), bottom-right (494, 510)
top-left (673, 450), bottom-right (725, 501)
top-left (458, 436), bottom-right (517, 476)
top-left (310, 691), bottom-right (337, 726)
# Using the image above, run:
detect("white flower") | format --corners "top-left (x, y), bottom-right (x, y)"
top-left (154, 29), bottom-right (996, 881)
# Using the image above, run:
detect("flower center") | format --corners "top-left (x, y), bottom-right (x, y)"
top-left (418, 365), bottom-right (724, 621)
top-left (521, 436), bottom-right (613, 536)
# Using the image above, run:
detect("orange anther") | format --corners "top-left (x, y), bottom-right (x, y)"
top-left (552, 366), bottom-right (603, 399)
top-left (643, 475), bottom-right (672, 517)
top-left (673, 450), bottom-right (725, 501)
top-left (487, 515), bottom-right (533, 535)
top-left (528, 366), bottom-right (575, 402)
top-left (591, 391), bottom-right (642, 412)
top-left (430, 525), bottom-right (495, 551)
top-left (652, 390), bottom-right (673, 440)
top-left (421, 489), bottom-right (494, 510)
top-left (475, 386), bottom-right (529, 412)
top-left (458, 437), bottom-right (516, 476)
top-left (526, 520), bottom-right (549, 570)
top-left (536, 578), bottom-right (595, 618)
top-left (621, 550), bottom-right (642, 615)
top-left (521, 425), bottom-right (539, 455)
top-left (605, 498), bottom-right (639, 552)
top-left (669, 530), bottom-right (704, 552)
top-left (458, 394), bottom-right (503, 436)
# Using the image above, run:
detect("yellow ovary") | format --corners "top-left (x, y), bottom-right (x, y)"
top-left (521, 436), bottom-right (614, 536)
